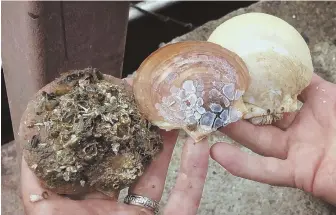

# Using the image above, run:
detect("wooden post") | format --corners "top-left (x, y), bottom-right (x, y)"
top-left (1, 1), bottom-right (130, 167)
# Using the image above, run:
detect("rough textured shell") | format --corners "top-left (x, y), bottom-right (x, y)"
top-left (133, 41), bottom-right (251, 141)
top-left (208, 12), bottom-right (314, 124)
top-left (18, 69), bottom-right (163, 196)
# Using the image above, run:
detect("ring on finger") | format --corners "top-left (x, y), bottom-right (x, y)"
top-left (124, 194), bottom-right (160, 214)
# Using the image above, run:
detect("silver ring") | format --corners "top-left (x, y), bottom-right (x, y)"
top-left (124, 194), bottom-right (160, 214)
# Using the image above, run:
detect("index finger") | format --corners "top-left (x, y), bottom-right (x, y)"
top-left (163, 136), bottom-right (209, 215)
top-left (128, 130), bottom-right (179, 202)
top-left (219, 120), bottom-right (289, 159)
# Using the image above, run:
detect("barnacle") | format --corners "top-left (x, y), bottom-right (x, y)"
top-left (19, 68), bottom-right (163, 196)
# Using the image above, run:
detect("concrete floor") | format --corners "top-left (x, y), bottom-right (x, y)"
top-left (1, 142), bottom-right (24, 215)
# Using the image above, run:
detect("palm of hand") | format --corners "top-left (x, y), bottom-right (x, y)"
top-left (286, 78), bottom-right (336, 203)
top-left (22, 128), bottom-right (210, 215)
top-left (20, 138), bottom-right (163, 215)
top-left (211, 74), bottom-right (336, 205)
top-left (20, 74), bottom-right (336, 214)
top-left (21, 157), bottom-right (147, 215)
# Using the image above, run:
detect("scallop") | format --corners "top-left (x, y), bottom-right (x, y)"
top-left (133, 41), bottom-right (251, 142)
top-left (18, 68), bottom-right (163, 196)
top-left (208, 12), bottom-right (314, 125)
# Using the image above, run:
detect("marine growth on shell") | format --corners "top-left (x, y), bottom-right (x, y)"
top-left (18, 68), bottom-right (163, 197)
top-left (208, 12), bottom-right (314, 125)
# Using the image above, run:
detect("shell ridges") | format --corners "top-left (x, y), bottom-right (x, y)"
top-left (133, 41), bottom-right (251, 142)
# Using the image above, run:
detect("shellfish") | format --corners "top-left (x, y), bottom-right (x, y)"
top-left (133, 41), bottom-right (251, 142)
top-left (208, 12), bottom-right (314, 125)
top-left (18, 68), bottom-right (163, 196)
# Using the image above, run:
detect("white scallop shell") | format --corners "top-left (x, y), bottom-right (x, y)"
top-left (208, 12), bottom-right (314, 124)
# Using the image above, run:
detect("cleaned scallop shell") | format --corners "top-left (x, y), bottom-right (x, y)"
top-left (133, 41), bottom-right (250, 142)
top-left (208, 12), bottom-right (314, 125)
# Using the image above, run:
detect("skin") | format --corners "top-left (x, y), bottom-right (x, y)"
top-left (211, 73), bottom-right (336, 206)
top-left (21, 78), bottom-right (210, 215)
top-left (21, 130), bottom-right (210, 215)
top-left (21, 74), bottom-right (336, 214)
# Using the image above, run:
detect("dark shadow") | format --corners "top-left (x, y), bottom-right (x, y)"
top-left (122, 1), bottom-right (256, 77)
top-left (1, 1), bottom-right (256, 145)
top-left (2, 68), bottom-right (15, 145)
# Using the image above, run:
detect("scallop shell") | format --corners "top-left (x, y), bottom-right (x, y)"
top-left (208, 12), bottom-right (314, 125)
top-left (133, 41), bottom-right (250, 142)
top-left (18, 68), bottom-right (163, 196)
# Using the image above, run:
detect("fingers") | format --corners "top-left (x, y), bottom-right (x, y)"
top-left (21, 157), bottom-right (119, 204)
top-left (128, 130), bottom-right (179, 202)
top-left (21, 158), bottom-right (147, 215)
top-left (21, 158), bottom-right (64, 201)
top-left (210, 142), bottom-right (295, 187)
top-left (20, 158), bottom-right (65, 214)
top-left (297, 73), bottom-right (336, 125)
top-left (163, 137), bottom-right (209, 215)
top-left (81, 191), bottom-right (119, 200)
top-left (272, 111), bottom-right (299, 130)
top-left (298, 73), bottom-right (325, 102)
top-left (80, 200), bottom-right (149, 215)
top-left (219, 120), bottom-right (289, 159)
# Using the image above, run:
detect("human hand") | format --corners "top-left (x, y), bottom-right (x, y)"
top-left (21, 129), bottom-right (210, 215)
top-left (210, 73), bottom-right (336, 206)
top-left (21, 75), bottom-right (210, 215)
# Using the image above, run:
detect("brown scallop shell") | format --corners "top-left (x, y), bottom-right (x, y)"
top-left (133, 41), bottom-right (251, 142)
top-left (19, 71), bottom-right (130, 195)
top-left (18, 69), bottom-right (162, 196)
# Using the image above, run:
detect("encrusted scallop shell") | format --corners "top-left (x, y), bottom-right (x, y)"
top-left (18, 69), bottom-right (163, 196)
top-left (133, 41), bottom-right (250, 142)
top-left (208, 12), bottom-right (314, 125)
